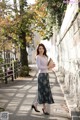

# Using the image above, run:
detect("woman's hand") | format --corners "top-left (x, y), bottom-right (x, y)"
top-left (48, 63), bottom-right (55, 69)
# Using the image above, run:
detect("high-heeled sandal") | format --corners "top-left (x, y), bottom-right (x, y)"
top-left (31, 105), bottom-right (40, 112)
top-left (42, 108), bottom-right (49, 115)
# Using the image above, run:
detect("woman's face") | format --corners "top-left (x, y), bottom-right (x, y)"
top-left (38, 46), bottom-right (44, 55)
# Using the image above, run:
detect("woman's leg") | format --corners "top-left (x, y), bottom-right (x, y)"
top-left (33, 101), bottom-right (38, 109)
top-left (42, 103), bottom-right (49, 115)
top-left (31, 101), bottom-right (40, 112)
top-left (43, 103), bottom-right (46, 110)
top-left (31, 93), bottom-right (40, 112)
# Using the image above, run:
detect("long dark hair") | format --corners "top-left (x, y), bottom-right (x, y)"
top-left (36, 43), bottom-right (48, 57)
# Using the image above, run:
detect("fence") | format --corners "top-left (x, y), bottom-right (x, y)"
top-left (0, 61), bottom-right (21, 84)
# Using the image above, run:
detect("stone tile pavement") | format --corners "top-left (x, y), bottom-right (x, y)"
top-left (0, 66), bottom-right (71, 120)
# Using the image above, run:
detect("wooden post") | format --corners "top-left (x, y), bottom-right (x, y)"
top-left (4, 64), bottom-right (7, 84)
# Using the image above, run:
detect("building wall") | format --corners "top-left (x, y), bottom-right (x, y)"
top-left (28, 31), bottom-right (41, 64)
top-left (56, 2), bottom-right (80, 111)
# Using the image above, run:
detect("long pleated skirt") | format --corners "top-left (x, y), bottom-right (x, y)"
top-left (37, 73), bottom-right (54, 104)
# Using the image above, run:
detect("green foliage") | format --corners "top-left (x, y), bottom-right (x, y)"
top-left (0, 58), bottom-right (3, 63)
top-left (36, 0), bottom-right (67, 40)
top-left (0, 107), bottom-right (5, 112)
top-left (0, 68), bottom-right (4, 82)
top-left (19, 65), bottom-right (30, 77)
top-left (0, 0), bottom-right (36, 68)
top-left (0, 0), bottom-right (67, 67)
top-left (0, 0), bottom-right (67, 43)
top-left (0, 0), bottom-right (36, 47)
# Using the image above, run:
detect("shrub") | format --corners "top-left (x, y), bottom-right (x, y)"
top-left (0, 68), bottom-right (4, 82)
top-left (19, 65), bottom-right (30, 77)
top-left (0, 58), bottom-right (3, 64)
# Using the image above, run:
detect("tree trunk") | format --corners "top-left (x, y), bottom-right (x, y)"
top-left (18, 0), bottom-right (28, 67)
top-left (19, 32), bottom-right (28, 66)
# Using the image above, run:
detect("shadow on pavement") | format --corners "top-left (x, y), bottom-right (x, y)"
top-left (0, 71), bottom-right (71, 120)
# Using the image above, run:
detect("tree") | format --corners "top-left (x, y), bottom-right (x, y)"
top-left (0, 0), bottom-right (66, 68)
top-left (18, 0), bottom-right (28, 66)
top-left (33, 0), bottom-right (67, 40)
top-left (0, 0), bottom-right (35, 67)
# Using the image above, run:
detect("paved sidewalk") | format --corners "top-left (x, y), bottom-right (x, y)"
top-left (56, 71), bottom-right (80, 120)
top-left (0, 69), bottom-right (71, 120)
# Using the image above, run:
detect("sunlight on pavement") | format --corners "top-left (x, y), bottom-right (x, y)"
top-left (0, 72), bottom-right (71, 120)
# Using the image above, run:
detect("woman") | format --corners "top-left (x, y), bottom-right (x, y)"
top-left (31, 43), bottom-right (54, 115)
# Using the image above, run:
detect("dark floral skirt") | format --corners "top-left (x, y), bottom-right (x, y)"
top-left (37, 73), bottom-right (54, 104)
